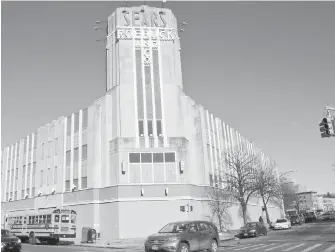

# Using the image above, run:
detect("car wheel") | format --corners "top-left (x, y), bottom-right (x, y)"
top-left (209, 239), bottom-right (218, 252)
top-left (179, 242), bottom-right (189, 252)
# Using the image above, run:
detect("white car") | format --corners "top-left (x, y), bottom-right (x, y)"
top-left (273, 218), bottom-right (291, 230)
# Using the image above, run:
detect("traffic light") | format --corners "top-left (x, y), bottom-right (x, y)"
top-left (319, 117), bottom-right (335, 138)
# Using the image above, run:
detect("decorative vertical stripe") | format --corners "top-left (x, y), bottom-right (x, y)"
top-left (63, 117), bottom-right (67, 193)
top-left (215, 119), bottom-right (223, 187)
top-left (136, 50), bottom-right (144, 119)
top-left (78, 110), bottom-right (83, 189)
top-left (206, 111), bottom-right (214, 183)
top-left (70, 114), bottom-right (75, 190)
top-left (149, 47), bottom-right (158, 147)
top-left (141, 45), bottom-right (149, 147)
top-left (132, 32), bottom-right (139, 148)
top-left (152, 50), bottom-right (162, 120)
top-left (157, 38), bottom-right (167, 147)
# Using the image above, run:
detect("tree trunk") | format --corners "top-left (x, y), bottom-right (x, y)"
top-left (262, 197), bottom-right (271, 224)
top-left (242, 203), bottom-right (248, 224)
top-left (218, 214), bottom-right (223, 232)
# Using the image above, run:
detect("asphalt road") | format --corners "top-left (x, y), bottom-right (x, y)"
top-left (20, 220), bottom-right (335, 252)
top-left (220, 220), bottom-right (335, 252)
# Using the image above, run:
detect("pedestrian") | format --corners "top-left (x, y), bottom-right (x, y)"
top-left (259, 216), bottom-right (264, 223)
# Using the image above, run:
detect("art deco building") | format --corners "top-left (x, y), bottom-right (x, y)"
top-left (1, 5), bottom-right (282, 239)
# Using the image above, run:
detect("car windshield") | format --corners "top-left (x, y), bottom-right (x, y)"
top-left (159, 223), bottom-right (189, 233)
top-left (290, 215), bottom-right (298, 219)
top-left (276, 219), bottom-right (287, 223)
top-left (1, 230), bottom-right (13, 237)
top-left (244, 223), bottom-right (257, 228)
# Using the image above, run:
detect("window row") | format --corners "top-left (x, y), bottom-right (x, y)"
top-left (67, 108), bottom-right (88, 134)
top-left (129, 152), bottom-right (176, 163)
top-left (138, 120), bottom-right (162, 137)
top-left (66, 145), bottom-right (88, 165)
top-left (64, 177), bottom-right (88, 191)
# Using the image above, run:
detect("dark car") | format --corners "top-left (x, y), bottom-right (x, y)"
top-left (1, 229), bottom-right (22, 252)
top-left (144, 220), bottom-right (220, 252)
top-left (290, 215), bottom-right (303, 225)
top-left (238, 222), bottom-right (267, 238)
top-left (303, 213), bottom-right (313, 223)
top-left (319, 212), bottom-right (333, 221)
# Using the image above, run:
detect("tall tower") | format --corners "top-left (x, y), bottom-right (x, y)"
top-left (106, 5), bottom-right (184, 147)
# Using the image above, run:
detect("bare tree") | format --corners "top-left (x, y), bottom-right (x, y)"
top-left (223, 147), bottom-right (259, 225)
top-left (206, 181), bottom-right (233, 232)
top-left (253, 161), bottom-right (283, 224)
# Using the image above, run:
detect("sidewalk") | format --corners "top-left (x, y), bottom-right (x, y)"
top-left (70, 231), bottom-right (239, 249)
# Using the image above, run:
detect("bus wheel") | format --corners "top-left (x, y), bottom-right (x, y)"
top-left (48, 239), bottom-right (59, 245)
top-left (29, 232), bottom-right (36, 245)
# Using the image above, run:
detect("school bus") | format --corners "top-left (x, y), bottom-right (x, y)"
top-left (3, 208), bottom-right (77, 245)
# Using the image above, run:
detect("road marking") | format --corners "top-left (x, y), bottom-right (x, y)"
top-left (250, 243), bottom-right (276, 250)
top-left (299, 244), bottom-right (323, 252)
top-left (282, 244), bottom-right (306, 251)
top-left (265, 243), bottom-right (292, 251)
top-left (233, 244), bottom-right (264, 250)
top-left (324, 244), bottom-right (335, 252)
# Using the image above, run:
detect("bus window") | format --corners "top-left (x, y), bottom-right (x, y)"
top-left (54, 215), bottom-right (60, 223)
top-left (61, 215), bottom-right (69, 223)
top-left (46, 215), bottom-right (51, 224)
top-left (42, 215), bottom-right (46, 224)
top-left (23, 217), bottom-right (27, 224)
top-left (39, 215), bottom-right (43, 224)
top-left (71, 215), bottom-right (76, 224)
top-left (35, 216), bottom-right (39, 224)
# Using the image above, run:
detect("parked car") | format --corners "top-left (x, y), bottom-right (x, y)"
top-left (303, 213), bottom-right (313, 223)
top-left (144, 221), bottom-right (220, 252)
top-left (290, 215), bottom-right (304, 225)
top-left (238, 222), bottom-right (268, 238)
top-left (1, 229), bottom-right (22, 252)
top-left (273, 218), bottom-right (291, 230)
top-left (319, 212), bottom-right (333, 221)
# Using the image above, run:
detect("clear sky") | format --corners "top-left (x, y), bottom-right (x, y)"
top-left (2, 1), bottom-right (335, 194)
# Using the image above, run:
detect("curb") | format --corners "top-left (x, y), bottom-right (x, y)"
top-left (72, 244), bottom-right (144, 250)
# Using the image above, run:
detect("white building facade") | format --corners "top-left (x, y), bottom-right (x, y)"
top-left (1, 5), bottom-right (282, 239)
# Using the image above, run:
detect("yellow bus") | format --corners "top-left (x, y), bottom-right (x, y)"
top-left (4, 208), bottom-right (77, 245)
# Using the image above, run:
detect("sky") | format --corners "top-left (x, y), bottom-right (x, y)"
top-left (2, 1), bottom-right (335, 194)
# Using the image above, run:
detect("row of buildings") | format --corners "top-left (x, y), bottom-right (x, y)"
top-left (1, 5), bottom-right (283, 239)
top-left (295, 191), bottom-right (335, 212)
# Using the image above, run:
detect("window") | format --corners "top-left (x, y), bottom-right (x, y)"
top-left (47, 168), bottom-right (51, 185)
top-left (54, 138), bottom-right (58, 155)
top-left (46, 215), bottom-right (51, 224)
top-left (66, 151), bottom-right (71, 165)
top-left (54, 166), bottom-right (57, 184)
top-left (82, 108), bottom-right (88, 129)
top-left (74, 148), bottom-right (79, 162)
top-left (67, 116), bottom-right (72, 135)
top-left (81, 177), bottom-right (87, 189)
top-left (156, 120), bottom-right (162, 136)
top-left (54, 215), bottom-right (60, 223)
top-left (65, 180), bottom-right (70, 191)
top-left (82, 145), bottom-right (87, 160)
top-left (61, 215), bottom-right (70, 223)
top-left (138, 120), bottom-right (144, 136)
top-left (141, 153), bottom-right (152, 163)
top-left (71, 215), bottom-right (76, 224)
top-left (147, 120), bottom-right (153, 136)
top-left (153, 153), bottom-right (164, 163)
top-left (40, 170), bottom-right (44, 187)
top-left (73, 179), bottom-right (78, 190)
top-left (26, 188), bottom-right (30, 197)
top-left (41, 143), bottom-right (44, 159)
top-left (164, 152), bottom-right (175, 163)
top-left (129, 153), bottom-right (141, 163)
top-left (74, 113), bottom-right (79, 132)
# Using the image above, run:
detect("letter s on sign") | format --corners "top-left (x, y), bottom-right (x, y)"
top-left (122, 10), bottom-right (131, 27)
top-left (159, 11), bottom-right (167, 28)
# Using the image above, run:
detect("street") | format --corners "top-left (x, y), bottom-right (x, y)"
top-left (20, 221), bottom-right (335, 252)
top-left (221, 221), bottom-right (335, 252)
